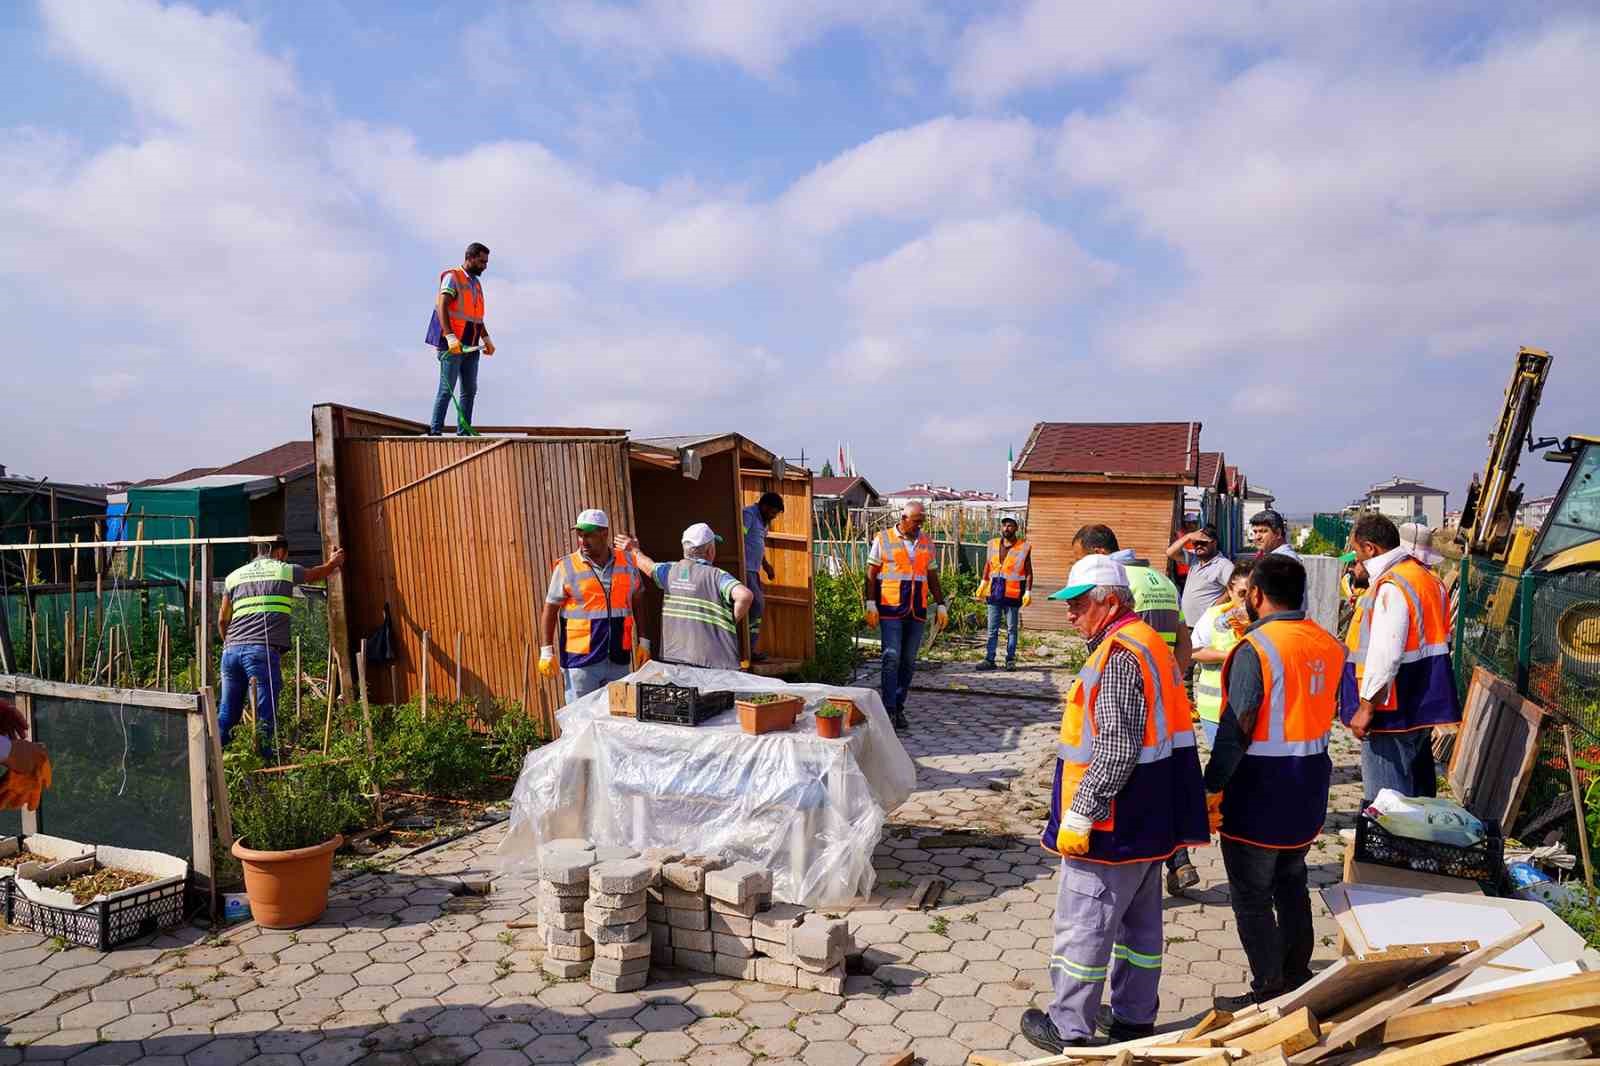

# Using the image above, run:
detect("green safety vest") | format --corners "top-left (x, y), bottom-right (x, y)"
top-left (225, 558), bottom-right (295, 618)
top-left (1193, 600), bottom-right (1245, 724)
top-left (1125, 564), bottom-right (1181, 651)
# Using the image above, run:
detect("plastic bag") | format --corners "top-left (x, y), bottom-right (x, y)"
top-left (1367, 789), bottom-right (1485, 847)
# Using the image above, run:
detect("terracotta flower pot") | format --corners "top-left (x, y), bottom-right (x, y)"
top-left (826, 697), bottom-right (865, 727)
top-left (232, 835), bottom-right (343, 929)
top-left (816, 714), bottom-right (844, 740)
top-left (737, 695), bottom-right (804, 735)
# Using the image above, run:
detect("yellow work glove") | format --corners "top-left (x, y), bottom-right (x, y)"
top-left (935, 604), bottom-right (949, 631)
top-left (1059, 812), bottom-right (1092, 856)
top-left (863, 602), bottom-right (879, 628)
top-left (444, 332), bottom-right (462, 355)
top-left (1021, 591), bottom-right (1032, 608)
top-left (483, 338), bottom-right (496, 356)
top-left (537, 645), bottom-right (557, 679)
top-left (1206, 791), bottom-right (1225, 834)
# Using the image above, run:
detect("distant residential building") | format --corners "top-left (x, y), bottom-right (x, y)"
top-left (884, 483), bottom-right (1007, 509)
top-left (1242, 484), bottom-right (1277, 526)
top-left (812, 475), bottom-right (882, 533)
top-left (1359, 475), bottom-right (1450, 528)
top-left (1520, 494), bottom-right (1557, 532)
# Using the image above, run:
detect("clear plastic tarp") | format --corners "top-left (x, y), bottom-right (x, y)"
top-left (499, 663), bottom-right (917, 906)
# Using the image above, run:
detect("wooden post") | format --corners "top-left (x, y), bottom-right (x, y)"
top-left (294, 635), bottom-right (302, 730)
top-left (42, 612), bottom-right (50, 681)
top-left (420, 630), bottom-right (429, 719)
top-left (357, 639), bottom-right (381, 821)
top-left (68, 534), bottom-right (79, 679)
top-left (195, 545), bottom-right (233, 850)
top-left (186, 539), bottom-right (195, 630)
top-left (133, 519), bottom-right (145, 581)
top-left (1562, 724), bottom-right (1598, 922)
top-left (29, 611), bottom-right (38, 676)
top-left (48, 487), bottom-right (59, 585)
top-left (94, 521), bottom-right (104, 652)
top-left (200, 689), bottom-right (234, 849)
top-left (455, 632), bottom-right (462, 702)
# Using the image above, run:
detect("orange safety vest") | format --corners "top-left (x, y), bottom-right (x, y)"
top-left (1042, 615), bottom-right (1208, 864)
top-left (1218, 618), bottom-right (1344, 848)
top-left (440, 267), bottom-right (485, 340)
top-left (982, 537), bottom-right (1031, 607)
top-left (1339, 557), bottom-right (1459, 732)
top-left (873, 527), bottom-right (933, 621)
top-left (557, 549), bottom-right (637, 668)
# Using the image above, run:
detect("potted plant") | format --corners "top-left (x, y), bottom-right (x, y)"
top-left (815, 703), bottom-right (846, 739)
top-left (824, 695), bottom-right (866, 727)
top-left (736, 692), bottom-right (804, 735)
top-left (229, 764), bottom-right (355, 928)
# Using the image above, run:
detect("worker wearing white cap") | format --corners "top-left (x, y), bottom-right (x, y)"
top-left (539, 509), bottom-right (641, 702)
top-left (1020, 554), bottom-right (1208, 1054)
top-left (621, 523), bottom-right (755, 671)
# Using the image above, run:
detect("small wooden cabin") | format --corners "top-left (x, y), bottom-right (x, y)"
top-left (1014, 421), bottom-right (1201, 630)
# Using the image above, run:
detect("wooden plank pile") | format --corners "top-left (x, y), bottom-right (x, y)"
top-left (969, 922), bottom-right (1600, 1066)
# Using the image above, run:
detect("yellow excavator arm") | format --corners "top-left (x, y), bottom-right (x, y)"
top-left (1457, 346), bottom-right (1551, 561)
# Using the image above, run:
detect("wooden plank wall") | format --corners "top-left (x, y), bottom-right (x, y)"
top-left (336, 436), bottom-right (634, 722)
top-left (739, 466), bottom-right (815, 664)
top-left (627, 451), bottom-right (742, 651)
top-left (1020, 481), bottom-right (1182, 630)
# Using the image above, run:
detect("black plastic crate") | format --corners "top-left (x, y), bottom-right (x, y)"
top-left (636, 683), bottom-right (730, 726)
top-left (4, 873), bottom-right (188, 951)
top-left (1355, 811), bottom-right (1504, 887)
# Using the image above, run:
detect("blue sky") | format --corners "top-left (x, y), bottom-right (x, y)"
top-left (4, 0), bottom-right (1598, 514)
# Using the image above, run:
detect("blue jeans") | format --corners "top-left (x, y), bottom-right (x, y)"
top-left (219, 644), bottom-right (282, 748)
top-left (1360, 730), bottom-right (1437, 804)
top-left (564, 659), bottom-right (629, 704)
top-left (879, 616), bottom-right (926, 713)
top-left (984, 603), bottom-right (1020, 664)
top-left (430, 350), bottom-right (481, 434)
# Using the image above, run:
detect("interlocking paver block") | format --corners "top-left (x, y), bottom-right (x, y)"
top-left (592, 934), bottom-right (651, 961)
top-left (538, 850), bottom-right (595, 886)
top-left (545, 941), bottom-right (595, 962)
top-left (673, 947), bottom-right (715, 973)
top-left (540, 957), bottom-right (591, 979)
top-left (589, 953), bottom-right (648, 977)
top-left (587, 887), bottom-right (646, 909)
top-left (754, 958), bottom-right (798, 986)
top-left (797, 962), bottom-right (845, 994)
top-left (666, 906), bottom-right (709, 930)
top-left (583, 899), bottom-right (646, 926)
top-left (539, 908), bottom-right (585, 930)
top-left (588, 968), bottom-right (646, 992)
top-left (541, 924), bottom-right (593, 948)
top-left (588, 916), bottom-right (647, 944)
top-left (751, 902), bottom-right (806, 942)
top-left (709, 910), bottom-right (752, 936)
top-left (791, 916), bottom-right (849, 962)
top-left (588, 859), bottom-right (652, 894)
top-left (703, 861), bottom-right (771, 906)
top-left (670, 926), bottom-right (713, 952)
top-left (660, 885), bottom-right (705, 910)
top-left (713, 954), bottom-right (758, 979)
top-left (712, 932), bottom-right (756, 958)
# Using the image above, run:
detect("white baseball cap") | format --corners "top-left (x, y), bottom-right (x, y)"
top-left (1397, 523), bottom-right (1442, 566)
top-left (574, 509), bottom-right (609, 531)
top-left (1049, 554), bottom-right (1129, 602)
top-left (681, 522), bottom-right (723, 548)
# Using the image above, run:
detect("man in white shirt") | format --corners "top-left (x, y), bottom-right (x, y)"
top-left (1249, 509), bottom-right (1298, 560)
top-left (1343, 515), bottom-right (1460, 802)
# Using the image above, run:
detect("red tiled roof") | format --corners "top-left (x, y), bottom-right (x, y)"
top-left (213, 441), bottom-right (315, 480)
top-left (1014, 422), bottom-right (1201, 480)
top-left (813, 477), bottom-right (863, 496)
top-left (1225, 465), bottom-right (1244, 495)
top-left (135, 465), bottom-right (218, 488)
top-left (1198, 451), bottom-right (1225, 490)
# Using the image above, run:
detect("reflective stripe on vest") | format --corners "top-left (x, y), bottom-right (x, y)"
top-left (442, 267), bottom-right (485, 336)
top-left (1042, 614), bottom-right (1209, 864)
top-left (1218, 618), bottom-right (1344, 848)
top-left (1126, 565), bottom-right (1180, 649)
top-left (225, 560), bottom-right (295, 617)
top-left (875, 528), bottom-right (933, 620)
top-left (983, 538), bottom-right (1030, 606)
top-left (557, 549), bottom-right (636, 668)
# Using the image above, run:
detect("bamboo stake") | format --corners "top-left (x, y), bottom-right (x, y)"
top-left (322, 649), bottom-right (337, 755)
top-left (420, 630), bottom-right (429, 719)
top-left (1562, 724), bottom-right (1598, 925)
top-left (294, 635), bottom-right (302, 730)
top-left (42, 612), bottom-right (50, 680)
top-left (357, 639), bottom-right (381, 821)
top-left (68, 534), bottom-right (79, 679)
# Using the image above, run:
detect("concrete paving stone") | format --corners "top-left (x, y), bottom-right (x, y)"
top-left (213, 1009), bottom-right (282, 1034)
top-left (523, 1035), bottom-right (587, 1064)
top-left (976, 980), bottom-right (1036, 1008)
top-left (460, 1054), bottom-right (530, 1066)
top-left (412, 1036), bottom-right (479, 1065)
top-left (275, 997), bottom-right (342, 1026)
top-left (315, 951), bottom-right (374, 976)
top-left (186, 1037), bottom-right (261, 1066)
top-left (800, 1041), bottom-right (863, 1066)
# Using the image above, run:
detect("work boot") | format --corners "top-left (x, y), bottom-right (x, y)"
top-left (975, 660), bottom-right (997, 671)
top-left (1214, 991), bottom-right (1270, 1013)
top-left (1096, 1005), bottom-right (1156, 1041)
top-left (1166, 861), bottom-right (1199, 896)
top-left (1021, 1009), bottom-right (1106, 1054)
top-left (1004, 660), bottom-right (1016, 671)
top-left (891, 709), bottom-right (910, 732)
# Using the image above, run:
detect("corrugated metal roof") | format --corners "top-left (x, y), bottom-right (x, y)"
top-left (1014, 421), bottom-right (1201, 479)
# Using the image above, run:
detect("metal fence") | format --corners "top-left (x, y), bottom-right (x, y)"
top-left (1454, 554), bottom-right (1600, 741)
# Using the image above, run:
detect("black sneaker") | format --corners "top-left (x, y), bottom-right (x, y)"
top-left (1021, 1009), bottom-right (1107, 1054)
top-left (1096, 1005), bottom-right (1156, 1041)
top-left (891, 710), bottom-right (910, 731)
top-left (975, 660), bottom-right (997, 671)
top-left (1166, 862), bottom-right (1199, 896)
top-left (1214, 991), bottom-right (1269, 1013)
top-left (1004, 661), bottom-right (1016, 671)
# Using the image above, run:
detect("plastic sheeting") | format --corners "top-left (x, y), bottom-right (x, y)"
top-left (500, 662), bottom-right (917, 906)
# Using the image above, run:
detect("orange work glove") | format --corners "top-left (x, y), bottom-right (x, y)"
top-left (1206, 791), bottom-right (1225, 834)
top-left (863, 602), bottom-right (879, 628)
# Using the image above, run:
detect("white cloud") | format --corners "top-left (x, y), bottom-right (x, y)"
top-left (848, 212), bottom-right (1115, 321)
top-left (617, 201), bottom-right (774, 285)
top-left (88, 372), bottom-right (139, 403)
top-left (781, 117), bottom-right (1041, 233)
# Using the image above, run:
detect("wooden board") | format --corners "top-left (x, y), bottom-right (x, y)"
top-left (1448, 666), bottom-right (1544, 834)
top-left (1263, 943), bottom-right (1476, 1021)
top-left (1384, 972), bottom-right (1600, 1042)
top-left (1364, 1007), bottom-right (1600, 1066)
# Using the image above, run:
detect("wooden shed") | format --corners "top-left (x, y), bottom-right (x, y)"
top-left (311, 406), bottom-right (813, 729)
top-left (1014, 421), bottom-right (1201, 630)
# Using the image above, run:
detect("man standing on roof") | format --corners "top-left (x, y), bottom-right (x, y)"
top-left (865, 502), bottom-right (947, 732)
top-left (425, 242), bottom-right (494, 436)
top-left (217, 536), bottom-right (346, 747)
top-left (741, 492), bottom-right (784, 662)
top-left (622, 524), bottom-right (755, 671)
top-left (1342, 516), bottom-right (1459, 801)
top-left (1019, 554), bottom-right (1208, 1054)
top-left (1204, 554), bottom-right (1347, 1011)
top-left (539, 510), bottom-right (641, 703)
top-left (977, 516), bottom-right (1033, 671)
top-left (1073, 524), bottom-right (1198, 895)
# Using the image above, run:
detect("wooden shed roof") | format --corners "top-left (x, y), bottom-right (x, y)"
top-left (1014, 421), bottom-right (1201, 484)
top-left (1198, 451), bottom-right (1226, 493)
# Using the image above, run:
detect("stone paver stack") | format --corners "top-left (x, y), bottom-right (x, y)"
top-left (584, 857), bottom-right (653, 992)
top-left (535, 839), bottom-right (597, 980)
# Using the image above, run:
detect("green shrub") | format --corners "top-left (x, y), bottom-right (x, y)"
top-left (381, 700), bottom-right (492, 796)
top-left (487, 707), bottom-right (548, 777)
top-left (229, 757), bottom-right (369, 851)
top-left (797, 566), bottom-right (866, 684)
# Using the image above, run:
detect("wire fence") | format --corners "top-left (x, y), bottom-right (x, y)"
top-left (1454, 553), bottom-right (1600, 741)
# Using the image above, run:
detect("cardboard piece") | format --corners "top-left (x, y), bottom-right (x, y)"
top-left (1342, 886), bottom-right (1554, 971)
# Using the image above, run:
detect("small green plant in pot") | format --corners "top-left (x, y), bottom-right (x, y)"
top-left (815, 702), bottom-right (845, 739)
top-left (230, 761), bottom-right (360, 929)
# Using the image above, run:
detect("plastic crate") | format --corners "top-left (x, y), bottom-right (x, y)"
top-left (636, 683), bottom-right (731, 726)
top-left (1354, 812), bottom-right (1504, 887)
top-left (4, 874), bottom-right (189, 951)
